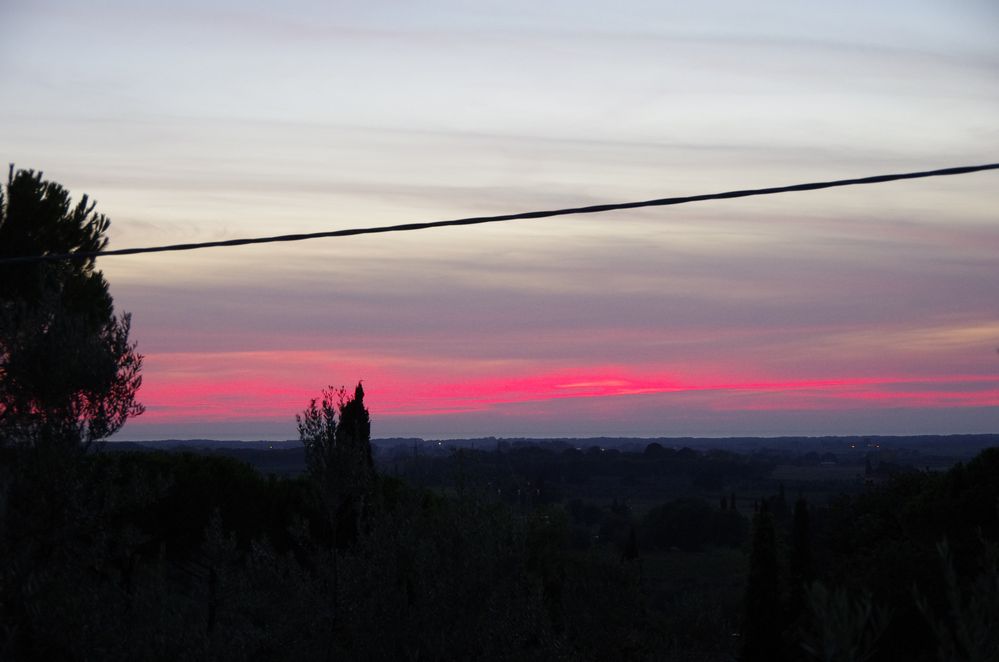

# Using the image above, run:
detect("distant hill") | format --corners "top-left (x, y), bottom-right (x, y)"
top-left (103, 434), bottom-right (998, 477)
top-left (105, 439), bottom-right (302, 450)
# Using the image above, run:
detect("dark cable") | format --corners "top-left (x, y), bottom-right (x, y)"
top-left (1, 162), bottom-right (996, 265)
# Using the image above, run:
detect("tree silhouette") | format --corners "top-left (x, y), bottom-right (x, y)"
top-left (297, 383), bottom-right (375, 548)
top-left (296, 382), bottom-right (375, 637)
top-left (772, 481), bottom-right (789, 521)
top-left (742, 505), bottom-right (783, 662)
top-left (789, 496), bottom-right (812, 616)
top-left (622, 524), bottom-right (640, 562)
top-left (0, 166), bottom-right (143, 448)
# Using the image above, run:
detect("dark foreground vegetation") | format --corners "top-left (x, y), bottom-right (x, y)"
top-left (2, 393), bottom-right (998, 661)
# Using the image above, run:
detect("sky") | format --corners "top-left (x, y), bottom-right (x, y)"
top-left (2, 0), bottom-right (998, 440)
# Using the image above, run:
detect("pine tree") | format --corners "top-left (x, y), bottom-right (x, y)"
top-left (0, 166), bottom-right (143, 448)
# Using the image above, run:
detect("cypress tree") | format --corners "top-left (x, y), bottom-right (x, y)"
top-left (789, 496), bottom-right (812, 618)
top-left (772, 482), bottom-right (788, 521)
top-left (741, 508), bottom-right (782, 662)
top-left (622, 524), bottom-right (640, 562)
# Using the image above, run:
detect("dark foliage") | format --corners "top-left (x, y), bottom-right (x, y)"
top-left (4, 437), bottom-right (996, 660)
top-left (641, 497), bottom-right (747, 551)
top-left (741, 448), bottom-right (999, 661)
top-left (812, 451), bottom-right (999, 661)
top-left (788, 496), bottom-right (812, 616)
top-left (742, 508), bottom-right (782, 662)
top-left (0, 166), bottom-right (142, 448)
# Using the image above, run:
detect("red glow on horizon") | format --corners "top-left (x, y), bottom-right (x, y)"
top-left (131, 350), bottom-right (999, 425)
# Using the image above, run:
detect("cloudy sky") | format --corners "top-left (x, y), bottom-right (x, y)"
top-left (3, 0), bottom-right (998, 440)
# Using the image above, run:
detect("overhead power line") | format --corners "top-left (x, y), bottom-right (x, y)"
top-left (1, 162), bottom-right (997, 266)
